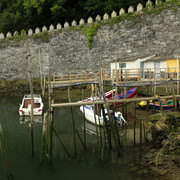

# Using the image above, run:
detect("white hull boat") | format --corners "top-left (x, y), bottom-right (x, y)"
top-left (80, 105), bottom-right (126, 126)
top-left (19, 94), bottom-right (44, 116)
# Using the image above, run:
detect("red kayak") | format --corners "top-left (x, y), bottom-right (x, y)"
top-left (83, 89), bottom-right (116, 102)
top-left (108, 87), bottom-right (138, 106)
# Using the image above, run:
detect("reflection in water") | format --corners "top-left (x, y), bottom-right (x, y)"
top-left (0, 96), bottom-right (156, 180)
top-left (19, 115), bottom-right (43, 124)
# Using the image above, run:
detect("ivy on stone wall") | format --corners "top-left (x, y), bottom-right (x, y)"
top-left (80, 23), bottom-right (100, 49)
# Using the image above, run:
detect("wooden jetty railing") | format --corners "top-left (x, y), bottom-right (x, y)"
top-left (51, 95), bottom-right (180, 108)
top-left (51, 67), bottom-right (180, 87)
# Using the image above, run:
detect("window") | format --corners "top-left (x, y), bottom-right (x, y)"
top-left (119, 63), bottom-right (126, 68)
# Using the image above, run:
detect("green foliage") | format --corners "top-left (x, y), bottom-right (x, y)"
top-left (7, 34), bottom-right (27, 42)
top-left (32, 31), bottom-right (49, 42)
top-left (14, 31), bottom-right (19, 36)
top-left (21, 29), bottom-right (26, 35)
top-left (80, 23), bottom-right (100, 49)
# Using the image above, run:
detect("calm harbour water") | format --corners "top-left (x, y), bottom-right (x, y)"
top-left (0, 96), bottom-right (157, 180)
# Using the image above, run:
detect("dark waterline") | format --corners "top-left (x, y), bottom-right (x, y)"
top-left (0, 96), bottom-right (156, 180)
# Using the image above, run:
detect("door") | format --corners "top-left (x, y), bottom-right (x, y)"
top-left (140, 62), bottom-right (144, 78)
top-left (154, 61), bottom-right (160, 79)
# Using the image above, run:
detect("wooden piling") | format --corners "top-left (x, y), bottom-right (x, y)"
top-left (48, 71), bottom-right (54, 164)
top-left (171, 80), bottom-right (177, 111)
top-left (146, 86), bottom-right (150, 111)
top-left (124, 87), bottom-right (127, 120)
top-left (40, 112), bottom-right (48, 163)
top-left (68, 89), bottom-right (77, 156)
top-left (158, 96), bottom-right (163, 113)
top-left (27, 57), bottom-right (34, 157)
top-left (38, 48), bottom-right (45, 96)
top-left (140, 119), bottom-right (142, 145)
top-left (134, 101), bottom-right (136, 147)
top-left (53, 127), bottom-right (72, 158)
top-left (0, 123), bottom-right (13, 179)
top-left (98, 80), bottom-right (121, 154)
top-left (82, 88), bottom-right (86, 149)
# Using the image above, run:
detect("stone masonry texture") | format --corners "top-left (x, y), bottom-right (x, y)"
top-left (0, 7), bottom-right (180, 80)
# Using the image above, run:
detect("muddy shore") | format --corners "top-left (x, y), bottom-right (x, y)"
top-left (0, 80), bottom-right (179, 179)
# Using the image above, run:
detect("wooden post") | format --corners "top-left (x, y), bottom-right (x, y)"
top-left (98, 80), bottom-right (121, 154)
top-left (92, 84), bottom-right (100, 144)
top-left (171, 80), bottom-right (176, 111)
top-left (134, 102), bottom-right (136, 147)
top-left (38, 48), bottom-right (45, 96)
top-left (40, 112), bottom-right (48, 163)
top-left (48, 71), bottom-right (54, 163)
top-left (68, 89), bottom-right (77, 156)
top-left (26, 54), bottom-right (34, 157)
top-left (154, 67), bottom-right (156, 96)
top-left (140, 119), bottom-right (142, 145)
top-left (101, 104), bottom-right (112, 149)
top-left (158, 96), bottom-right (163, 113)
top-left (53, 72), bottom-right (55, 88)
top-left (0, 123), bottom-right (13, 179)
top-left (124, 87), bottom-right (127, 120)
top-left (82, 88), bottom-right (86, 149)
top-left (177, 58), bottom-right (179, 95)
top-left (53, 127), bottom-right (72, 158)
top-left (146, 86), bottom-right (149, 111)
top-left (112, 69), bottom-right (115, 85)
top-left (85, 71), bottom-right (87, 82)
top-left (116, 70), bottom-right (119, 85)
top-left (143, 121), bottom-right (147, 144)
top-left (121, 88), bottom-right (124, 115)
top-left (70, 72), bottom-right (72, 84)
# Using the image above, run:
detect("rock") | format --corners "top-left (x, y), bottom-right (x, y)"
top-left (172, 155), bottom-right (180, 166)
top-left (159, 169), bottom-right (168, 176)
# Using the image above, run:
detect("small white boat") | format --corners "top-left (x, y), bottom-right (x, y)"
top-left (19, 94), bottom-right (44, 116)
top-left (80, 104), bottom-right (127, 126)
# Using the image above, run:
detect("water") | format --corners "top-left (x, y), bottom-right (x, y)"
top-left (0, 96), bottom-right (156, 180)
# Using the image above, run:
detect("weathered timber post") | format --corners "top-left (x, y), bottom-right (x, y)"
top-left (53, 127), bottom-right (72, 158)
top-left (158, 96), bottom-right (163, 113)
top-left (154, 67), bottom-right (157, 96)
top-left (98, 80), bottom-right (121, 154)
top-left (171, 80), bottom-right (177, 111)
top-left (40, 112), bottom-right (48, 163)
top-left (92, 84), bottom-right (100, 145)
top-left (112, 69), bottom-right (115, 85)
top-left (68, 89), bottom-right (77, 156)
top-left (146, 86), bottom-right (150, 111)
top-left (134, 101), bottom-right (136, 147)
top-left (26, 53), bottom-right (34, 157)
top-left (0, 123), bottom-right (13, 179)
top-left (48, 71), bottom-right (54, 163)
top-left (38, 48), bottom-right (45, 96)
top-left (121, 88), bottom-right (125, 115)
top-left (177, 57), bottom-right (179, 95)
top-left (124, 87), bottom-right (127, 120)
top-left (140, 119), bottom-right (142, 145)
top-left (82, 88), bottom-right (86, 149)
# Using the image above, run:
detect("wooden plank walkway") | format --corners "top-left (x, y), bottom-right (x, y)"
top-left (51, 68), bottom-right (180, 87)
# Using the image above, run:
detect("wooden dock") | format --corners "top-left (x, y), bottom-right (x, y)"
top-left (51, 67), bottom-right (180, 87)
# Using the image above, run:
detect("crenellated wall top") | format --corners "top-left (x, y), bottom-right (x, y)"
top-left (0, 1), bottom-right (174, 39)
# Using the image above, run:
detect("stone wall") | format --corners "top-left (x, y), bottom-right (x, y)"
top-left (0, 1), bottom-right (180, 80)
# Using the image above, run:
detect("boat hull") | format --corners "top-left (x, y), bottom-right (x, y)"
top-left (149, 104), bottom-right (174, 111)
top-left (19, 94), bottom-right (43, 116)
top-left (80, 105), bottom-right (104, 125)
top-left (19, 109), bottom-right (43, 116)
top-left (109, 87), bottom-right (138, 106)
